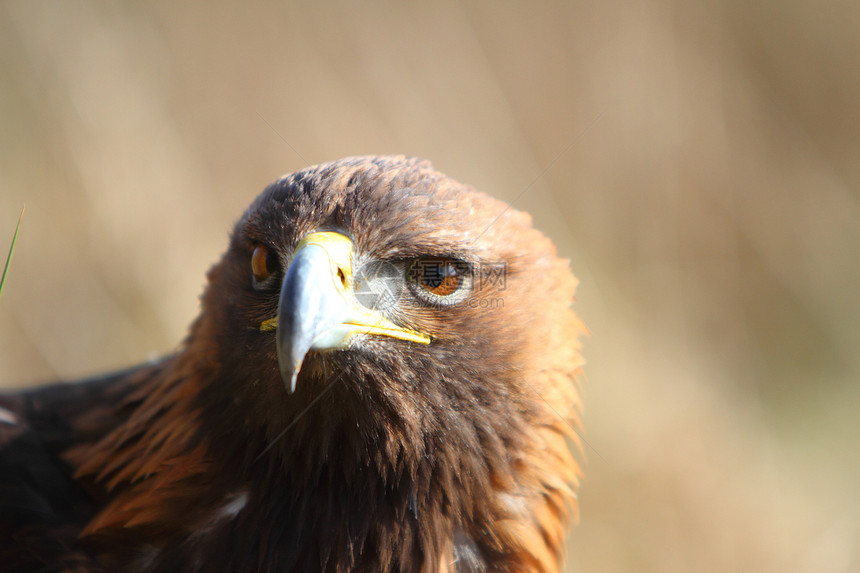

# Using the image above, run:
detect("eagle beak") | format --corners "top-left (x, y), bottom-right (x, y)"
top-left (263, 232), bottom-right (430, 392)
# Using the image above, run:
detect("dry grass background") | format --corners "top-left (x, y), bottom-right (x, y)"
top-left (1, 1), bottom-right (859, 571)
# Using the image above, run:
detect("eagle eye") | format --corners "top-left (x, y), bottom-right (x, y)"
top-left (408, 258), bottom-right (471, 302)
top-left (251, 244), bottom-right (279, 286)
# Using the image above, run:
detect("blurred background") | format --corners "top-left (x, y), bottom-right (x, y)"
top-left (1, 1), bottom-right (859, 571)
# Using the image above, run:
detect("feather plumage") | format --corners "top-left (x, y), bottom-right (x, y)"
top-left (1, 156), bottom-right (585, 572)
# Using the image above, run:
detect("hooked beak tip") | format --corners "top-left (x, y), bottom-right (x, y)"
top-left (279, 358), bottom-right (301, 394)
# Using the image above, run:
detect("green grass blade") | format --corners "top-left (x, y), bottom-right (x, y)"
top-left (0, 206), bottom-right (25, 300)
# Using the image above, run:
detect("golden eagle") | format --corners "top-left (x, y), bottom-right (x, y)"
top-left (0, 156), bottom-right (585, 572)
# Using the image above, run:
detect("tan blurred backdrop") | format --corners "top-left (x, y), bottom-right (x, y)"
top-left (1, 1), bottom-right (859, 571)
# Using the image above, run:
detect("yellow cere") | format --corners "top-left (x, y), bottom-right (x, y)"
top-left (295, 231), bottom-right (355, 291)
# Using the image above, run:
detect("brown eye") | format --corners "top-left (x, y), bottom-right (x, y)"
top-left (251, 244), bottom-right (274, 283)
top-left (409, 258), bottom-right (466, 297)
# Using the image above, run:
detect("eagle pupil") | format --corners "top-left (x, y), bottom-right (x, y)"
top-left (418, 259), bottom-right (461, 296)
